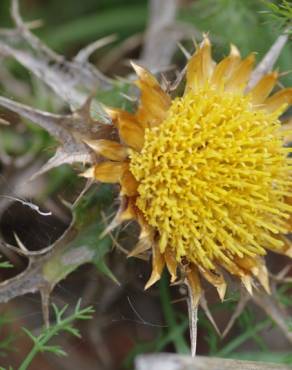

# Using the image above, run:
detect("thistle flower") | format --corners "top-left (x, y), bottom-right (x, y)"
top-left (83, 38), bottom-right (292, 304)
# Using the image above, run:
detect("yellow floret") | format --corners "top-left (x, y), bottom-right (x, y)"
top-left (130, 83), bottom-right (291, 270)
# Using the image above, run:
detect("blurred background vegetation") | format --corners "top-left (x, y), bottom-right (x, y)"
top-left (0, 0), bottom-right (291, 369)
top-left (0, 0), bottom-right (291, 80)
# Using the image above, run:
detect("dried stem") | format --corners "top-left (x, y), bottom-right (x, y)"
top-left (247, 33), bottom-right (289, 90)
top-left (140, 0), bottom-right (178, 70)
top-left (135, 354), bottom-right (292, 370)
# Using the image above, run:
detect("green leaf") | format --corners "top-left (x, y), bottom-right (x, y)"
top-left (64, 326), bottom-right (81, 338)
top-left (21, 328), bottom-right (38, 344)
top-left (41, 5), bottom-right (147, 51)
top-left (41, 345), bottom-right (67, 357)
top-left (216, 319), bottom-right (271, 357)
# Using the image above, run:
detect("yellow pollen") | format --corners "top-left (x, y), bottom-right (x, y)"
top-left (129, 84), bottom-right (291, 270)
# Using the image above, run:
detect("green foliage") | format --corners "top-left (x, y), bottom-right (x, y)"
top-left (0, 124), bottom-right (52, 158)
top-left (38, 3), bottom-right (148, 52)
top-left (228, 350), bottom-right (292, 364)
top-left (72, 184), bottom-right (118, 283)
top-left (262, 0), bottom-right (292, 33)
top-left (17, 300), bottom-right (94, 370)
top-left (45, 165), bottom-right (78, 199)
top-left (0, 302), bottom-right (93, 370)
top-left (74, 184), bottom-right (114, 224)
top-left (0, 313), bottom-right (15, 359)
top-left (217, 317), bottom-right (271, 358)
top-left (0, 257), bottom-right (12, 269)
top-left (199, 313), bottom-right (221, 355)
top-left (276, 282), bottom-right (292, 307)
top-left (179, 0), bottom-right (292, 85)
top-left (159, 272), bottom-right (189, 354)
top-left (95, 81), bottom-right (134, 112)
top-left (124, 272), bottom-right (189, 368)
top-left (42, 184), bottom-right (117, 287)
top-left (124, 283), bottom-right (291, 367)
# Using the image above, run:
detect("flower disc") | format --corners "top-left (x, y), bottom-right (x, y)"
top-left (130, 84), bottom-right (290, 270)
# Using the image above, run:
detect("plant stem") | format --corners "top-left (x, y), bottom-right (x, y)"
top-left (18, 323), bottom-right (61, 370)
top-left (18, 304), bottom-right (92, 370)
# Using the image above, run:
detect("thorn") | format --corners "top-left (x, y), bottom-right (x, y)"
top-left (230, 44), bottom-right (240, 57)
top-left (58, 196), bottom-right (74, 211)
top-left (119, 92), bottom-right (137, 102)
top-left (130, 61), bottom-right (146, 78)
top-left (241, 275), bottom-right (253, 295)
top-left (101, 104), bottom-right (119, 120)
top-left (100, 211), bottom-right (128, 255)
top-left (0, 118), bottom-right (10, 125)
top-left (13, 232), bottom-right (29, 253)
top-left (144, 271), bottom-right (160, 290)
top-left (222, 290), bottom-right (250, 338)
top-left (279, 69), bottom-right (292, 77)
top-left (191, 36), bottom-right (198, 50)
top-left (177, 42), bottom-right (191, 60)
top-left (201, 33), bottom-right (211, 48)
top-left (74, 34), bottom-right (117, 64)
top-left (200, 294), bottom-right (221, 336)
top-left (72, 179), bottom-right (93, 208)
top-left (185, 279), bottom-right (199, 357)
top-left (217, 281), bottom-right (227, 302)
top-left (80, 167), bottom-right (95, 179)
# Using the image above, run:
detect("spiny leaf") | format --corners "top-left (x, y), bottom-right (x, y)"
top-left (0, 96), bottom-right (116, 177)
top-left (0, 0), bottom-right (112, 110)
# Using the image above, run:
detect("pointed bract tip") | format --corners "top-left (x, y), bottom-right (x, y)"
top-left (101, 104), bottom-right (119, 120)
top-left (217, 282), bottom-right (227, 302)
top-left (130, 61), bottom-right (146, 78)
top-left (247, 52), bottom-right (256, 63)
top-left (260, 277), bottom-right (271, 295)
top-left (80, 167), bottom-right (95, 179)
top-left (271, 70), bottom-right (279, 79)
top-left (230, 44), bottom-right (240, 57)
top-left (286, 246), bottom-right (292, 258)
top-left (252, 261), bottom-right (271, 294)
top-left (144, 272), bottom-right (160, 290)
top-left (83, 139), bottom-right (98, 151)
top-left (0, 118), bottom-right (10, 125)
top-left (170, 274), bottom-right (177, 283)
top-left (241, 275), bottom-right (253, 295)
top-left (201, 34), bottom-right (211, 48)
top-left (99, 228), bottom-right (109, 240)
top-left (14, 232), bottom-right (28, 252)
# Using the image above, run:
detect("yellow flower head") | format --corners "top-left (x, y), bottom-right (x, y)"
top-left (83, 38), bottom-right (292, 304)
